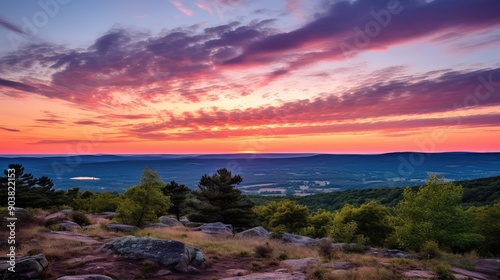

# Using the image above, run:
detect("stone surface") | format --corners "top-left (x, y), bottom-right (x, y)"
top-left (12, 207), bottom-right (32, 219)
top-left (180, 218), bottom-right (204, 228)
top-left (154, 269), bottom-right (172, 276)
top-left (236, 226), bottom-right (270, 239)
top-left (198, 222), bottom-right (233, 236)
top-left (221, 271), bottom-right (307, 280)
top-left (59, 220), bottom-right (82, 230)
top-left (56, 275), bottom-right (113, 280)
top-left (0, 254), bottom-right (48, 279)
top-left (99, 236), bottom-right (209, 272)
top-left (106, 224), bottom-right (140, 232)
top-left (45, 211), bottom-right (68, 222)
top-left (402, 270), bottom-right (436, 279)
top-left (41, 231), bottom-right (102, 245)
top-left (281, 258), bottom-right (320, 270)
top-left (323, 261), bottom-right (356, 270)
top-left (475, 259), bottom-right (500, 279)
top-left (379, 249), bottom-right (411, 258)
top-left (282, 232), bottom-right (317, 246)
top-left (62, 256), bottom-right (107, 265)
top-left (158, 216), bottom-right (184, 227)
top-left (451, 267), bottom-right (490, 280)
top-left (145, 223), bottom-right (171, 229)
top-left (226, 269), bottom-right (249, 276)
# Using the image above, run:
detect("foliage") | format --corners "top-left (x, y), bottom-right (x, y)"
top-left (468, 202), bottom-right (500, 257)
top-left (300, 209), bottom-right (335, 238)
top-left (70, 211), bottom-right (91, 226)
top-left (254, 200), bottom-right (310, 234)
top-left (394, 174), bottom-right (483, 253)
top-left (254, 243), bottom-right (273, 258)
top-left (116, 167), bottom-right (172, 227)
top-left (162, 180), bottom-right (191, 221)
top-left (187, 168), bottom-right (256, 228)
top-left (0, 164), bottom-right (66, 209)
top-left (328, 201), bottom-right (392, 246)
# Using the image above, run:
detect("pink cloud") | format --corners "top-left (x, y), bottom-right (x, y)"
top-left (171, 0), bottom-right (193, 16)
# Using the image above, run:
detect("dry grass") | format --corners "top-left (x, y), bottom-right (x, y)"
top-left (79, 224), bottom-right (126, 240)
top-left (135, 227), bottom-right (320, 260)
top-left (327, 266), bottom-right (403, 280)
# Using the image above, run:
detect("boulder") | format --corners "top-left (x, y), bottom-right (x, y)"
top-left (198, 222), bottom-right (233, 236)
top-left (282, 233), bottom-right (317, 246)
top-left (0, 254), bottom-right (48, 279)
top-left (221, 270), bottom-right (306, 280)
top-left (236, 226), bottom-right (270, 239)
top-left (56, 275), bottom-right (113, 280)
top-left (323, 262), bottom-right (356, 270)
top-left (451, 267), bottom-right (490, 280)
top-left (99, 236), bottom-right (209, 272)
top-left (281, 258), bottom-right (319, 270)
top-left (45, 211), bottom-right (68, 223)
top-left (402, 270), bottom-right (436, 279)
top-left (60, 209), bottom-right (74, 215)
top-left (94, 212), bottom-right (118, 219)
top-left (180, 218), bottom-right (204, 228)
top-left (158, 216), bottom-right (184, 227)
top-left (106, 224), bottom-right (140, 232)
top-left (475, 259), bottom-right (500, 278)
top-left (59, 220), bottom-right (82, 230)
top-left (379, 249), bottom-right (411, 258)
top-left (11, 207), bottom-right (32, 219)
top-left (145, 223), bottom-right (171, 229)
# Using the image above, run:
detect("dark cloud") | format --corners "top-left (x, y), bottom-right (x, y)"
top-left (0, 18), bottom-right (25, 34)
top-left (0, 126), bottom-right (20, 132)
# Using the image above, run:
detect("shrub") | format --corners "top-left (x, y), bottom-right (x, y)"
top-left (70, 211), bottom-right (91, 226)
top-left (342, 243), bottom-right (369, 254)
top-left (419, 240), bottom-right (441, 259)
top-left (254, 243), bottom-right (273, 258)
top-left (318, 240), bottom-right (336, 260)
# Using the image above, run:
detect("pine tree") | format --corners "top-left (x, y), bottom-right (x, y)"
top-left (162, 180), bottom-right (190, 221)
top-left (187, 168), bottom-right (255, 228)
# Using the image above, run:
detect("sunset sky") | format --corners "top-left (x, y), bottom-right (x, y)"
top-left (0, 0), bottom-right (499, 154)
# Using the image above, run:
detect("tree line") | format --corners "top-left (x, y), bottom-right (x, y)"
top-left (1, 164), bottom-right (498, 257)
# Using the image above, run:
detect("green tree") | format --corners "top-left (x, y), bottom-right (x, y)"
top-left (0, 164), bottom-right (66, 209)
top-left (116, 167), bottom-right (171, 227)
top-left (162, 180), bottom-right (190, 221)
top-left (254, 200), bottom-right (310, 233)
top-left (394, 175), bottom-right (482, 253)
top-left (77, 192), bottom-right (122, 213)
top-left (469, 203), bottom-right (500, 257)
top-left (300, 209), bottom-right (335, 238)
top-left (187, 168), bottom-right (255, 228)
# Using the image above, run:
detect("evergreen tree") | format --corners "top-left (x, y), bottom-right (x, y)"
top-left (187, 168), bottom-right (255, 228)
top-left (162, 180), bottom-right (190, 221)
top-left (0, 164), bottom-right (66, 208)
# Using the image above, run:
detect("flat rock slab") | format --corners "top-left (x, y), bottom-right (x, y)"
top-left (221, 271), bottom-right (306, 280)
top-left (56, 275), bottom-right (113, 280)
top-left (106, 224), bottom-right (140, 232)
top-left (451, 267), bottom-right (491, 280)
top-left (323, 261), bottom-right (356, 270)
top-left (475, 259), bottom-right (500, 278)
top-left (281, 258), bottom-right (319, 271)
top-left (402, 270), bottom-right (436, 279)
top-left (62, 255), bottom-right (108, 265)
top-left (41, 231), bottom-right (102, 245)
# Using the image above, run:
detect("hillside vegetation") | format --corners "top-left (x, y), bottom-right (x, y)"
top-left (248, 175), bottom-right (500, 211)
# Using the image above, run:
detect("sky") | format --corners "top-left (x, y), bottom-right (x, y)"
top-left (0, 0), bottom-right (499, 154)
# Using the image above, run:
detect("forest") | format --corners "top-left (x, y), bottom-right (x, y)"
top-left (1, 164), bottom-right (499, 257)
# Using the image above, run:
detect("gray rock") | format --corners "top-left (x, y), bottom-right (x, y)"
top-left (323, 262), bottom-right (356, 270)
top-left (106, 224), bottom-right (140, 232)
top-left (0, 254), bottom-right (48, 279)
top-left (221, 271), bottom-right (306, 280)
top-left (56, 275), bottom-right (113, 280)
top-left (41, 231), bottom-right (101, 245)
top-left (236, 226), bottom-right (270, 239)
top-left (95, 212), bottom-right (118, 219)
top-left (59, 220), bottom-right (82, 230)
top-left (402, 270), bottom-right (436, 279)
top-left (281, 258), bottom-right (319, 270)
top-left (60, 209), bottom-right (74, 215)
top-left (451, 267), bottom-right (490, 280)
top-left (180, 218), bottom-right (204, 228)
top-left (380, 249), bottom-right (411, 258)
top-left (154, 269), bottom-right (172, 276)
top-left (226, 269), bottom-right (249, 276)
top-left (145, 223), bottom-right (171, 229)
top-left (158, 216), bottom-right (184, 227)
top-left (282, 232), bottom-right (317, 246)
top-left (198, 222), bottom-right (233, 236)
top-left (44, 211), bottom-right (68, 222)
top-left (475, 259), bottom-right (500, 279)
top-left (12, 207), bottom-right (32, 219)
top-left (99, 236), bottom-right (209, 272)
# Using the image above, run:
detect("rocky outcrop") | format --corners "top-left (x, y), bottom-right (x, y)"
top-left (12, 207), bottom-right (32, 220)
top-left (402, 270), bottom-right (436, 279)
top-left (197, 222), bottom-right (233, 236)
top-left (221, 270), bottom-right (306, 280)
top-left (236, 226), bottom-right (270, 239)
top-left (379, 249), bottom-right (411, 258)
top-left (145, 223), bottom-right (171, 229)
top-left (106, 224), bottom-right (140, 232)
top-left (0, 254), bottom-right (48, 279)
top-left (281, 258), bottom-right (319, 270)
top-left (41, 231), bottom-right (102, 245)
top-left (99, 236), bottom-right (209, 272)
top-left (180, 218), bottom-right (204, 228)
top-left (158, 216), bottom-right (184, 227)
top-left (91, 212), bottom-right (118, 219)
top-left (282, 232), bottom-right (317, 246)
top-left (56, 275), bottom-right (113, 280)
top-left (44, 211), bottom-right (68, 223)
top-left (451, 267), bottom-right (490, 280)
top-left (475, 259), bottom-right (500, 279)
top-left (323, 261), bottom-right (356, 270)
top-left (59, 220), bottom-right (82, 230)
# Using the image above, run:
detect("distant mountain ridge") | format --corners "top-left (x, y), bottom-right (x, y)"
top-left (1, 152), bottom-right (499, 194)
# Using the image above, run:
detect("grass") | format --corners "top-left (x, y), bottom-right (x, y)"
top-left (135, 227), bottom-right (320, 260)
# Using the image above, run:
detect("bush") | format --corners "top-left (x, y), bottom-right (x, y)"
top-left (70, 211), bottom-right (91, 226)
top-left (342, 243), bottom-right (369, 254)
top-left (254, 243), bottom-right (273, 258)
top-left (419, 240), bottom-right (441, 259)
top-left (318, 240), bottom-right (336, 260)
